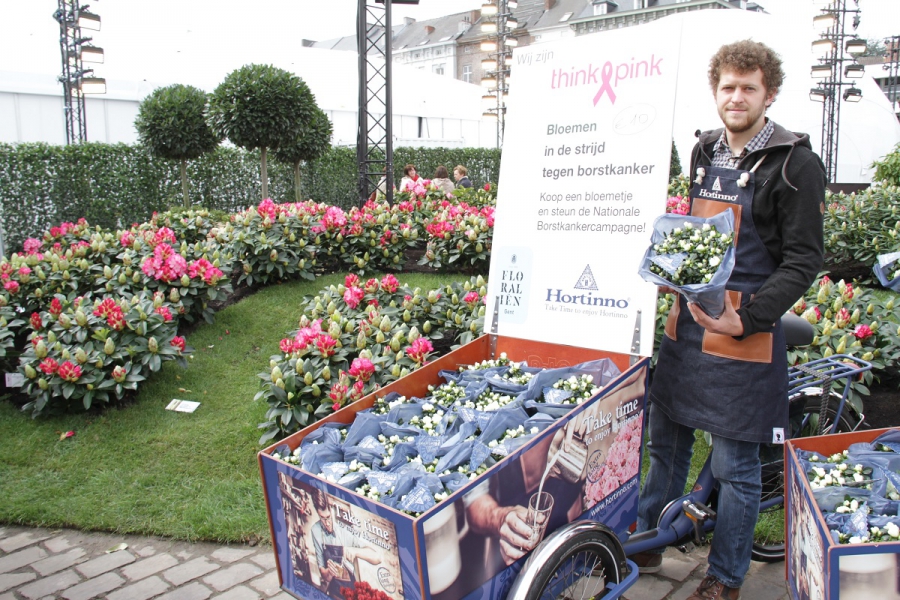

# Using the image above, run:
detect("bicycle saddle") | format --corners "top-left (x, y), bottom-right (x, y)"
top-left (782, 312), bottom-right (815, 347)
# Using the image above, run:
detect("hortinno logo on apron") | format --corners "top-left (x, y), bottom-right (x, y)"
top-left (697, 176), bottom-right (739, 202)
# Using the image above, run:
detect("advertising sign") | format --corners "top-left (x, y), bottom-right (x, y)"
top-left (262, 460), bottom-right (419, 600)
top-left (485, 20), bottom-right (682, 356)
top-left (422, 364), bottom-right (646, 600)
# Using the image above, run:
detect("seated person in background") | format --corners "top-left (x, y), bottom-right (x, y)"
top-left (398, 164), bottom-right (422, 193)
top-left (431, 165), bottom-right (455, 196)
top-left (454, 165), bottom-right (473, 189)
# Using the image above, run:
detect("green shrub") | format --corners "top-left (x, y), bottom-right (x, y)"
top-left (135, 84), bottom-right (221, 208)
top-left (0, 144), bottom-right (499, 251)
top-left (873, 143), bottom-right (900, 187)
top-left (824, 186), bottom-right (900, 280)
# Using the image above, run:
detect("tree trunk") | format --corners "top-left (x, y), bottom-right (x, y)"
top-left (260, 146), bottom-right (269, 200)
top-left (294, 161), bottom-right (302, 204)
top-left (180, 160), bottom-right (189, 208)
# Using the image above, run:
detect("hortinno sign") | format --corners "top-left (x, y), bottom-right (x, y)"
top-left (485, 19), bottom-right (681, 357)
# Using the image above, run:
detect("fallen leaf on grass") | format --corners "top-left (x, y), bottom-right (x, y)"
top-left (58, 430), bottom-right (75, 441)
top-left (178, 388), bottom-right (192, 394)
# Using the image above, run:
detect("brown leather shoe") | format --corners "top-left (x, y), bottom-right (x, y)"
top-left (686, 575), bottom-right (741, 600)
top-left (631, 551), bottom-right (662, 574)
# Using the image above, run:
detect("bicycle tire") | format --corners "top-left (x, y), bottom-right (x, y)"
top-left (507, 521), bottom-right (626, 600)
top-left (751, 393), bottom-right (860, 562)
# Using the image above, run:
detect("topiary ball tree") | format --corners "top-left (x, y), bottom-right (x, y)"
top-left (135, 84), bottom-right (221, 208)
top-left (273, 106), bottom-right (333, 203)
top-left (208, 64), bottom-right (317, 201)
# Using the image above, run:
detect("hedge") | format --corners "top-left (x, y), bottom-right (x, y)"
top-left (0, 143), bottom-right (501, 253)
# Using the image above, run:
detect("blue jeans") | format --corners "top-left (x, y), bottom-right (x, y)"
top-left (637, 403), bottom-right (761, 589)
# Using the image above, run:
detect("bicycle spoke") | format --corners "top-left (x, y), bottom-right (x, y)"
top-left (540, 550), bottom-right (609, 600)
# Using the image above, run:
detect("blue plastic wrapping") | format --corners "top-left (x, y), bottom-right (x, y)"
top-left (873, 252), bottom-right (900, 292)
top-left (638, 209), bottom-right (736, 317)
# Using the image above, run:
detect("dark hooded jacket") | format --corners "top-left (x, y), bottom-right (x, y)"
top-left (690, 121), bottom-right (826, 338)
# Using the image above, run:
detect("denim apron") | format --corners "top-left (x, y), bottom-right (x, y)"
top-left (649, 158), bottom-right (788, 444)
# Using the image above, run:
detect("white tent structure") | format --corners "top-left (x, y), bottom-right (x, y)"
top-left (659, 10), bottom-right (900, 184)
top-left (1, 9), bottom-right (898, 181)
top-left (0, 47), bottom-right (491, 148)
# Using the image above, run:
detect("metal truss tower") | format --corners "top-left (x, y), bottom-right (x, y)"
top-left (357, 0), bottom-right (395, 205)
top-left (54, 0), bottom-right (88, 144)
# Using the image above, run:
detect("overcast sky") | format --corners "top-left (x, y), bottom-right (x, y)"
top-left (1, 0), bottom-right (896, 82)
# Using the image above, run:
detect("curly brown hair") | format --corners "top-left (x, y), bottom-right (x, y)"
top-left (708, 40), bottom-right (784, 100)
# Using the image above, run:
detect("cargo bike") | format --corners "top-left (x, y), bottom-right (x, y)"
top-left (259, 314), bottom-right (871, 600)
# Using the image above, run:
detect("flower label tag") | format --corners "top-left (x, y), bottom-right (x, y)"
top-left (165, 399), bottom-right (200, 413)
top-left (321, 462), bottom-right (350, 481)
top-left (469, 442), bottom-right (492, 472)
top-left (416, 436), bottom-right (444, 463)
top-left (772, 428), bottom-right (785, 444)
top-left (366, 471), bottom-right (400, 494)
top-left (650, 252), bottom-right (687, 276)
top-left (5, 373), bottom-right (25, 387)
top-left (397, 482), bottom-right (435, 513)
top-left (358, 436), bottom-right (385, 453)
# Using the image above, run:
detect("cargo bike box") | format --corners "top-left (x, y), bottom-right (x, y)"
top-left (259, 335), bottom-right (649, 600)
top-left (787, 428), bottom-right (900, 600)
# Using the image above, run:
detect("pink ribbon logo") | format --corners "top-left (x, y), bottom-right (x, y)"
top-left (593, 61), bottom-right (616, 106)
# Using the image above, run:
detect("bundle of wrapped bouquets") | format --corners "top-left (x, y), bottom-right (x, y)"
top-left (638, 209), bottom-right (736, 317)
top-left (796, 429), bottom-right (900, 545)
top-left (271, 355), bottom-right (620, 516)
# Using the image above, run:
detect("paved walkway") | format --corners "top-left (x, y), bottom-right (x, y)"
top-left (1, 525), bottom-right (790, 599)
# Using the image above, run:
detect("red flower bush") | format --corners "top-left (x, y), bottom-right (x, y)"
top-left (349, 358), bottom-right (375, 382)
top-left (58, 361), bottom-right (82, 382)
top-left (40, 358), bottom-right (59, 375)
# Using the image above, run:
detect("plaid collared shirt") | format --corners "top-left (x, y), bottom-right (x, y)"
top-left (711, 119), bottom-right (775, 170)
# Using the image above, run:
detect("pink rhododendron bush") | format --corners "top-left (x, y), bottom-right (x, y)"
top-left (255, 274), bottom-right (487, 443)
top-left (0, 192), bottom-right (495, 420)
top-left (16, 292), bottom-right (192, 417)
top-left (0, 212), bottom-right (230, 416)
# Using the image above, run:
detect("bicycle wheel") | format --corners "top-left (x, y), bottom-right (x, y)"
top-left (507, 521), bottom-right (626, 600)
top-left (751, 393), bottom-right (861, 562)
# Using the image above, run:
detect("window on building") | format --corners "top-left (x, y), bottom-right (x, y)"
top-left (559, 12), bottom-right (573, 22)
top-left (594, 4), bottom-right (608, 15)
top-left (433, 63), bottom-right (445, 75)
top-left (462, 64), bottom-right (472, 83)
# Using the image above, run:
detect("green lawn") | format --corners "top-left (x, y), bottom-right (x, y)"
top-left (0, 272), bottom-right (459, 543)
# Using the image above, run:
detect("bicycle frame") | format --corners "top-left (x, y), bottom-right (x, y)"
top-left (621, 354), bottom-right (871, 557)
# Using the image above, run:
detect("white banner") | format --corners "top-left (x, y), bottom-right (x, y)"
top-left (485, 19), bottom-right (683, 357)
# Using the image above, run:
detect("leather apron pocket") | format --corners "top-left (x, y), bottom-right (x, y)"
top-left (701, 291), bottom-right (773, 363)
top-left (664, 293), bottom-right (680, 341)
